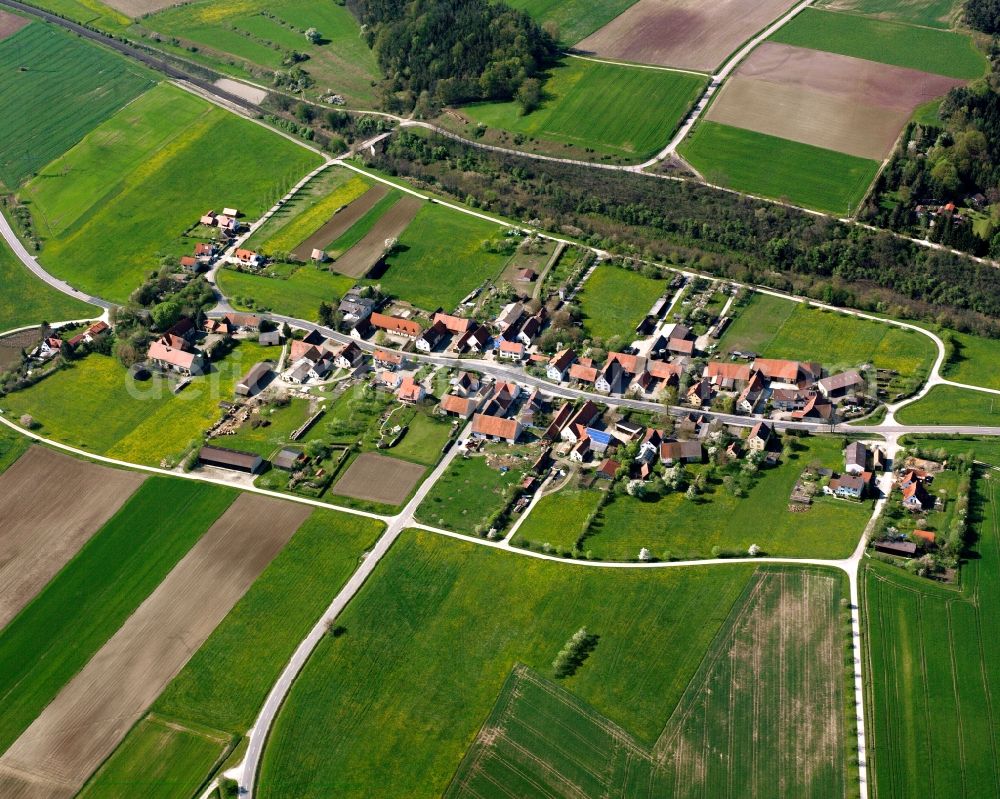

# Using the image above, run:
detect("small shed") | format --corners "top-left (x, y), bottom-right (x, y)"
top-left (874, 540), bottom-right (918, 558)
top-left (259, 330), bottom-right (281, 346)
top-left (311, 248), bottom-right (328, 263)
top-left (274, 447), bottom-right (305, 471)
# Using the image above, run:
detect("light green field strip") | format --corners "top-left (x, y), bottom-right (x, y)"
top-left (769, 8), bottom-right (987, 79)
top-left (505, 0), bottom-right (639, 44)
top-left (896, 384), bottom-right (1000, 425)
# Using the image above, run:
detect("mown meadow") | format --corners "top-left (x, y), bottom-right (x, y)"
top-left (0, 240), bottom-right (95, 331)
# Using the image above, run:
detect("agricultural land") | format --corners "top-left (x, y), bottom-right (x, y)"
top-left (0, 240), bottom-right (95, 331)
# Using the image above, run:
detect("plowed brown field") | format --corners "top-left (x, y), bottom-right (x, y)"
top-left (0, 10), bottom-right (29, 40)
top-left (332, 451), bottom-right (425, 505)
top-left (576, 0), bottom-right (796, 72)
top-left (706, 43), bottom-right (964, 158)
top-left (331, 195), bottom-right (423, 279)
top-left (290, 184), bottom-right (387, 261)
top-left (0, 447), bottom-right (144, 630)
top-left (0, 493), bottom-right (311, 799)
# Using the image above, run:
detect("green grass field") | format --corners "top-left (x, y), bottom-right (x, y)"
top-left (680, 121), bottom-right (881, 215)
top-left (0, 238), bottom-right (95, 331)
top-left (512, 485), bottom-right (605, 551)
top-left (819, 0), bottom-right (961, 27)
top-left (0, 426), bottom-right (30, 474)
top-left (76, 715), bottom-right (229, 799)
top-left (138, 0), bottom-right (379, 105)
top-left (770, 8), bottom-right (986, 79)
top-left (415, 455), bottom-right (525, 534)
top-left (376, 204), bottom-right (513, 311)
top-left (583, 436), bottom-right (872, 560)
top-left (577, 264), bottom-right (668, 342)
top-left (24, 83), bottom-right (321, 301)
top-left (447, 568), bottom-right (846, 799)
top-left (895, 385), bottom-right (1000, 426)
top-left (259, 530), bottom-right (757, 798)
top-left (863, 470), bottom-right (1000, 797)
top-left (0, 478), bottom-right (235, 753)
top-left (719, 293), bottom-right (935, 392)
top-left (942, 330), bottom-right (1000, 390)
top-left (0, 23), bottom-right (153, 189)
top-left (220, 265), bottom-right (355, 321)
top-left (505, 0), bottom-right (639, 44)
top-left (387, 411), bottom-right (455, 466)
top-left (0, 342), bottom-right (273, 465)
top-left (462, 58), bottom-right (705, 160)
top-left (20, 0), bottom-right (128, 30)
top-left (219, 398), bottom-right (312, 458)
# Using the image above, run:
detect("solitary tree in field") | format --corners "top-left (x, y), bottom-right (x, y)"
top-left (305, 27), bottom-right (322, 44)
top-left (748, 544), bottom-right (761, 557)
top-left (638, 547), bottom-right (652, 562)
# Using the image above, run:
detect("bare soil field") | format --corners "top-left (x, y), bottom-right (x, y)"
top-left (0, 447), bottom-right (145, 630)
top-left (332, 451), bottom-right (425, 505)
top-left (0, 493), bottom-right (310, 799)
top-left (706, 42), bottom-right (964, 158)
top-left (101, 0), bottom-right (177, 18)
top-left (0, 328), bottom-right (42, 372)
top-left (290, 184), bottom-right (387, 261)
top-left (214, 77), bottom-right (268, 105)
top-left (332, 195), bottom-right (423, 279)
top-left (0, 10), bottom-right (28, 39)
top-left (575, 0), bottom-right (797, 72)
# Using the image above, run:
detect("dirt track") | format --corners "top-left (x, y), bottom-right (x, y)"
top-left (332, 451), bottom-right (425, 505)
top-left (707, 43), bottom-right (964, 159)
top-left (331, 195), bottom-right (423, 279)
top-left (576, 0), bottom-right (796, 72)
top-left (0, 8), bottom-right (28, 39)
top-left (0, 447), bottom-right (145, 630)
top-left (291, 184), bottom-right (387, 261)
top-left (0, 493), bottom-right (311, 799)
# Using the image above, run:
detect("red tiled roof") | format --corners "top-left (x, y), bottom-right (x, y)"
top-left (570, 363), bottom-right (598, 382)
top-left (148, 339), bottom-right (199, 370)
top-left (371, 312), bottom-right (422, 337)
top-left (472, 413), bottom-right (521, 440)
top-left (433, 312), bottom-right (473, 334)
top-left (706, 361), bottom-right (752, 382)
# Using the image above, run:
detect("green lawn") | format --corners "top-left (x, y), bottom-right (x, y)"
top-left (137, 0), bottom-right (380, 105)
top-left (680, 121), bottom-right (881, 216)
top-left (0, 478), bottom-right (235, 753)
top-left (76, 715), bottom-right (229, 799)
top-left (415, 455), bottom-right (526, 534)
top-left (386, 410), bottom-right (455, 466)
top-left (0, 342), bottom-right (273, 466)
top-left (0, 23), bottom-right (152, 188)
top-left (259, 530), bottom-right (757, 798)
top-left (262, 175), bottom-right (371, 255)
top-left (585, 436), bottom-right (872, 560)
top-left (512, 486), bottom-right (605, 552)
top-left (0, 426), bottom-right (30, 474)
top-left (0, 238), bottom-right (95, 331)
top-left (220, 398), bottom-right (313, 458)
top-left (505, 0), bottom-right (639, 44)
top-left (819, 0), bottom-right (961, 28)
top-left (719, 293), bottom-right (935, 392)
top-left (942, 330), bottom-right (1000, 390)
top-left (462, 57), bottom-right (705, 160)
top-left (863, 470), bottom-right (1000, 797)
top-left (220, 265), bottom-right (355, 321)
top-left (769, 8), bottom-right (986, 79)
top-left (25, 83), bottom-right (321, 302)
top-left (577, 263), bottom-right (668, 342)
top-left (895, 385), bottom-right (1000, 426)
top-left (375, 204), bottom-right (513, 311)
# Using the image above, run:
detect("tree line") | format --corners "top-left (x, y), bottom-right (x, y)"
top-left (370, 131), bottom-right (1000, 337)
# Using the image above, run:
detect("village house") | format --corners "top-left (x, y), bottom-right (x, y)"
top-left (371, 312), bottom-right (422, 340)
top-left (373, 349), bottom-right (405, 370)
top-left (792, 393), bottom-right (834, 422)
top-left (516, 312), bottom-right (545, 346)
top-left (416, 320), bottom-right (449, 352)
top-left (686, 378), bottom-right (714, 408)
top-left (223, 313), bottom-right (261, 332)
top-left (770, 388), bottom-right (809, 412)
top-left (455, 324), bottom-right (490, 354)
top-left (147, 339), bottom-right (205, 376)
top-left (664, 323), bottom-right (696, 356)
top-left (817, 370), bottom-right (865, 401)
top-left (259, 330), bottom-right (281, 347)
top-left (180, 256), bottom-right (198, 272)
top-left (660, 439), bottom-right (703, 465)
top-left (705, 361), bottom-right (752, 390)
top-left (234, 248), bottom-right (263, 268)
top-left (596, 359), bottom-right (630, 395)
top-left (547, 349), bottom-right (576, 381)
top-left (569, 362), bottom-right (598, 384)
top-left (433, 312), bottom-right (474, 336)
top-left (826, 474), bottom-right (866, 500)
top-left (333, 342), bottom-right (364, 370)
top-left (451, 371), bottom-right (481, 396)
top-left (67, 321), bottom-right (111, 349)
top-left (747, 421), bottom-right (773, 453)
top-left (737, 371), bottom-right (766, 414)
top-left (498, 340), bottom-right (526, 360)
top-left (194, 242), bottom-right (216, 259)
top-left (900, 470), bottom-right (933, 511)
top-left (569, 436), bottom-right (591, 463)
top-left (558, 401), bottom-right (601, 444)
top-left (235, 362), bottom-right (272, 397)
top-left (377, 370), bottom-right (403, 390)
top-left (638, 428), bottom-right (662, 462)
top-left (471, 413), bottom-right (522, 444)
top-left (36, 336), bottom-right (64, 359)
top-left (495, 302), bottom-right (525, 333)
top-left (396, 375), bottom-right (426, 404)
top-left (584, 427), bottom-right (614, 455)
top-left (204, 318), bottom-right (234, 336)
top-left (753, 358), bottom-right (821, 388)
top-left (438, 393), bottom-right (479, 419)
top-left (845, 442), bottom-right (869, 475)
top-left (544, 402), bottom-right (575, 440)
top-left (307, 352), bottom-right (335, 381)
top-left (338, 292), bottom-right (376, 323)
top-left (596, 458), bottom-right (620, 480)
top-left (289, 339), bottom-right (322, 364)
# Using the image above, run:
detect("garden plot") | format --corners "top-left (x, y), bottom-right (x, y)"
top-left (0, 493), bottom-right (310, 799)
top-left (290, 184), bottom-right (388, 261)
top-left (0, 447), bottom-right (144, 629)
top-left (331, 451), bottom-right (426, 505)
top-left (706, 43), bottom-right (964, 160)
top-left (575, 0), bottom-right (797, 72)
top-left (333, 195), bottom-right (424, 279)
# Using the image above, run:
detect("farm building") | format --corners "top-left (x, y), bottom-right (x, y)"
top-left (439, 393), bottom-right (479, 419)
top-left (471, 413), bottom-right (522, 444)
top-left (818, 370), bottom-right (864, 399)
top-left (274, 448), bottom-right (305, 471)
top-left (258, 330), bottom-right (281, 347)
top-left (371, 312), bottom-right (422, 340)
top-left (660, 440), bottom-right (703, 465)
top-left (747, 421), bottom-right (773, 452)
top-left (146, 340), bottom-right (205, 376)
top-left (845, 442), bottom-right (869, 475)
top-left (874, 540), bottom-right (918, 558)
top-left (235, 362), bottom-right (273, 397)
top-left (546, 349), bottom-right (576, 381)
top-left (198, 445), bottom-right (265, 474)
